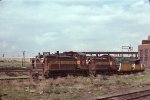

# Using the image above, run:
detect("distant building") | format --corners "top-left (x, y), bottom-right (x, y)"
top-left (138, 36), bottom-right (150, 67)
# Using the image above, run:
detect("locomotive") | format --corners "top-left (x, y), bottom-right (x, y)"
top-left (32, 51), bottom-right (144, 78)
top-left (87, 55), bottom-right (118, 75)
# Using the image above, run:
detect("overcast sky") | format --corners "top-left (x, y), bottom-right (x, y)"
top-left (0, 0), bottom-right (150, 57)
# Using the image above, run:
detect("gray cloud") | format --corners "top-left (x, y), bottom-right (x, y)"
top-left (0, 0), bottom-right (150, 56)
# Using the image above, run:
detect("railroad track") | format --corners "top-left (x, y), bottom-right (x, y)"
top-left (0, 67), bottom-right (33, 81)
top-left (0, 77), bottom-right (30, 80)
top-left (96, 89), bottom-right (150, 100)
top-left (0, 67), bottom-right (32, 72)
top-left (0, 67), bottom-right (45, 80)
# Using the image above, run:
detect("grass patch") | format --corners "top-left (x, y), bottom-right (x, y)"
top-left (0, 82), bottom-right (38, 100)
top-left (0, 60), bottom-right (32, 68)
top-left (0, 69), bottom-right (150, 100)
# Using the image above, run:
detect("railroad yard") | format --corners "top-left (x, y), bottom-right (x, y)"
top-left (0, 61), bottom-right (150, 100)
top-left (1, 0), bottom-right (150, 100)
top-left (0, 50), bottom-right (150, 100)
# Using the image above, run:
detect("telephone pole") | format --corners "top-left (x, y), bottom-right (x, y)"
top-left (22, 51), bottom-right (25, 67)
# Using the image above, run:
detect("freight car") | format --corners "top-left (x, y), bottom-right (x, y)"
top-left (118, 59), bottom-right (145, 72)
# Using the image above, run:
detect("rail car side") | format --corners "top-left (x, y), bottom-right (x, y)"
top-left (118, 59), bottom-right (145, 72)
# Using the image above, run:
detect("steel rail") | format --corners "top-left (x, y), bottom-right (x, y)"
top-left (0, 77), bottom-right (30, 80)
top-left (96, 89), bottom-right (150, 100)
top-left (0, 67), bottom-right (32, 72)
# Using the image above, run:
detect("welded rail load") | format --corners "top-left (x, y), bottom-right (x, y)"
top-left (96, 89), bottom-right (150, 100)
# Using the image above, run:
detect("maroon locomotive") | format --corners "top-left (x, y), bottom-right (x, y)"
top-left (33, 51), bottom-right (118, 78)
top-left (88, 55), bottom-right (118, 75)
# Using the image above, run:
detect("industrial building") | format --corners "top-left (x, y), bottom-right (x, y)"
top-left (138, 36), bottom-right (150, 67)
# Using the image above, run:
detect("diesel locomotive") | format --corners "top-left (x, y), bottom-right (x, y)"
top-left (32, 51), bottom-right (144, 78)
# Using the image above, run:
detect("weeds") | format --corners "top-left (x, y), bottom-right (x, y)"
top-left (0, 60), bottom-right (32, 68)
top-left (0, 70), bottom-right (150, 100)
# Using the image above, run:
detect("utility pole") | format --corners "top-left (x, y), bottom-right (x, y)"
top-left (22, 51), bottom-right (25, 67)
top-left (2, 54), bottom-right (4, 61)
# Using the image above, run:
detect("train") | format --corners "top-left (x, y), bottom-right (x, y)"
top-left (32, 51), bottom-right (145, 79)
